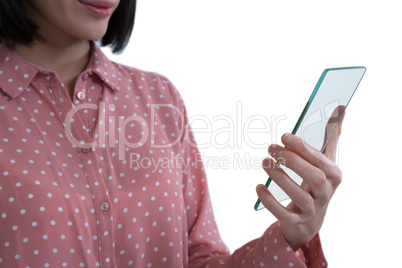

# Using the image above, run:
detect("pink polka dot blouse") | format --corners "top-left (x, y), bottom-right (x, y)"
top-left (0, 42), bottom-right (327, 267)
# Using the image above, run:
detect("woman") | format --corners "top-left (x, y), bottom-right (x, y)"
top-left (0, 0), bottom-right (342, 267)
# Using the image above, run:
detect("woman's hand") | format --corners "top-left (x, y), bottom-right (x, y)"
top-left (256, 112), bottom-right (345, 251)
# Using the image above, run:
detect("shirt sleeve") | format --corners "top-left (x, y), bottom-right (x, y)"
top-left (164, 75), bottom-right (327, 268)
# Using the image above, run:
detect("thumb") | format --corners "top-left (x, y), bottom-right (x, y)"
top-left (322, 105), bottom-right (346, 162)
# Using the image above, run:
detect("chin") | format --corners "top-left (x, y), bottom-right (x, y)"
top-left (87, 33), bottom-right (108, 41)
top-left (78, 25), bottom-right (109, 41)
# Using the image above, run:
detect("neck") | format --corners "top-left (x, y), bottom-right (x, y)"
top-left (13, 39), bottom-right (91, 100)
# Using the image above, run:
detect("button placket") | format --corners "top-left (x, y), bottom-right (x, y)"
top-left (78, 145), bottom-right (115, 266)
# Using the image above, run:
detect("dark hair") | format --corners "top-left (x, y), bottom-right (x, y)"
top-left (0, 0), bottom-right (137, 53)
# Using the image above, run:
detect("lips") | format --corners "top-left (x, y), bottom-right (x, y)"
top-left (78, 0), bottom-right (117, 17)
top-left (78, 0), bottom-right (116, 8)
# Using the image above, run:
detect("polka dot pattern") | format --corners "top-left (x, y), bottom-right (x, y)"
top-left (0, 43), bottom-right (327, 267)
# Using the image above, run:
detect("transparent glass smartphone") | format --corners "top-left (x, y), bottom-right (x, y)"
top-left (254, 66), bottom-right (366, 211)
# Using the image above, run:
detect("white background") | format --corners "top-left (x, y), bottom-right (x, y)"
top-left (103, 0), bottom-right (402, 266)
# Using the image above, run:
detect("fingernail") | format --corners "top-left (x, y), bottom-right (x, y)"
top-left (268, 145), bottom-right (282, 158)
top-left (283, 133), bottom-right (296, 146)
top-left (262, 158), bottom-right (272, 170)
top-left (256, 184), bottom-right (267, 197)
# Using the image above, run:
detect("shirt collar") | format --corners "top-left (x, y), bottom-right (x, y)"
top-left (0, 45), bottom-right (39, 99)
top-left (87, 42), bottom-right (121, 92)
top-left (0, 42), bottom-right (120, 99)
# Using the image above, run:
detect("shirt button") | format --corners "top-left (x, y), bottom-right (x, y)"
top-left (77, 91), bottom-right (86, 100)
top-left (99, 202), bottom-right (110, 212)
top-left (81, 147), bottom-right (91, 154)
top-left (82, 74), bottom-right (89, 81)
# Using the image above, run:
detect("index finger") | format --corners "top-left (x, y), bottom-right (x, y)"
top-left (281, 133), bottom-right (341, 181)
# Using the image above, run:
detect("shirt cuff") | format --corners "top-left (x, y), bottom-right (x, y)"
top-left (258, 221), bottom-right (327, 267)
top-left (301, 232), bottom-right (327, 267)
